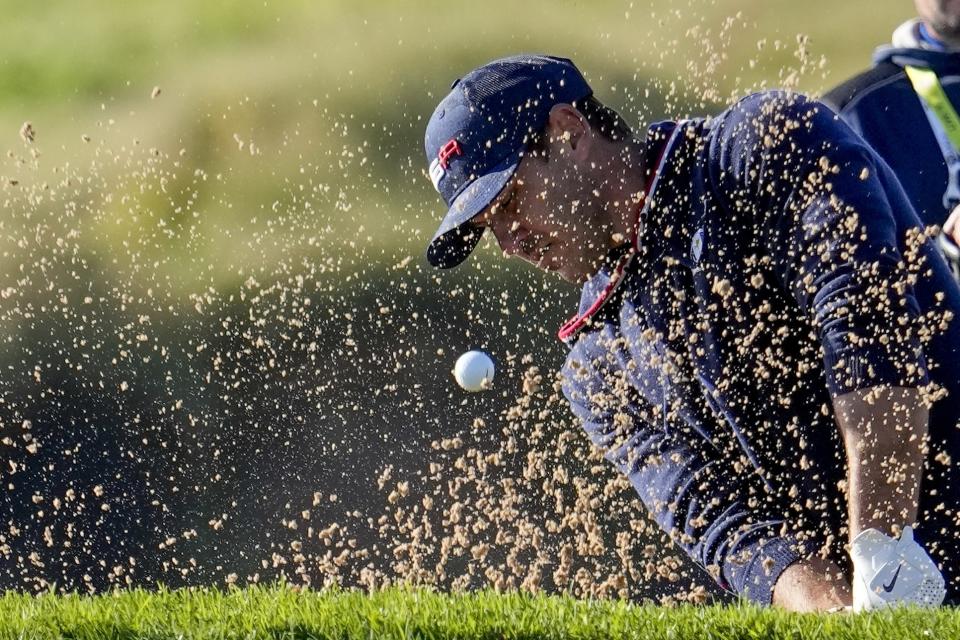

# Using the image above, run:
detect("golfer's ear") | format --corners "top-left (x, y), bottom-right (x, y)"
top-left (546, 103), bottom-right (591, 160)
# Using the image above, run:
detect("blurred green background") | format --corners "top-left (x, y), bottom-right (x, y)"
top-left (0, 0), bottom-right (921, 594)
top-left (0, 0), bottom-right (915, 292)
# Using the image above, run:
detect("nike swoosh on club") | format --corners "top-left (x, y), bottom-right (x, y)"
top-left (883, 564), bottom-right (903, 593)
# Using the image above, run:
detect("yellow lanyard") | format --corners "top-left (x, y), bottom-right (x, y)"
top-left (905, 66), bottom-right (960, 150)
top-left (904, 65), bottom-right (960, 209)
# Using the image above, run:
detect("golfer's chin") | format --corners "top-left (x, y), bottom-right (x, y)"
top-left (547, 259), bottom-right (594, 285)
top-left (530, 249), bottom-right (600, 283)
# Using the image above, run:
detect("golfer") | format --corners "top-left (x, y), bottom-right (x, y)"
top-left (422, 55), bottom-right (960, 611)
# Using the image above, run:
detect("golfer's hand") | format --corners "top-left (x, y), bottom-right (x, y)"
top-left (945, 205), bottom-right (960, 247)
top-left (850, 526), bottom-right (945, 611)
top-left (772, 558), bottom-right (851, 612)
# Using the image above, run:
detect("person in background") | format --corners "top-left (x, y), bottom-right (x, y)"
top-left (824, 0), bottom-right (960, 280)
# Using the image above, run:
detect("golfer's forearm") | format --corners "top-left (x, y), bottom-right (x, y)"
top-left (832, 386), bottom-right (929, 541)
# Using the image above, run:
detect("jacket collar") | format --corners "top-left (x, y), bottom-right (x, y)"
top-left (875, 19), bottom-right (960, 74)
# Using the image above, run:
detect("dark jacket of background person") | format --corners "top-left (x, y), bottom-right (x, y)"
top-left (823, 19), bottom-right (960, 274)
top-left (560, 91), bottom-right (960, 605)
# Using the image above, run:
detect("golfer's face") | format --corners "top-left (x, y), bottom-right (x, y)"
top-left (470, 154), bottom-right (610, 283)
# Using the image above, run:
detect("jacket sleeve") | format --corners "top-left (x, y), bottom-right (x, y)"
top-left (711, 91), bottom-right (931, 396)
top-left (561, 337), bottom-right (812, 605)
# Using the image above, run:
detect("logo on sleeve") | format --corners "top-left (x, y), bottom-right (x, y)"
top-left (690, 228), bottom-right (705, 264)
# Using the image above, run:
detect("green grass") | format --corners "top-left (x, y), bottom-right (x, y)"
top-left (1, 586), bottom-right (958, 640)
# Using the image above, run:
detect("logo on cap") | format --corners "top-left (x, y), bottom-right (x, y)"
top-left (429, 139), bottom-right (462, 193)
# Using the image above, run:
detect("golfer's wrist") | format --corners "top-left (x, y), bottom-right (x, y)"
top-left (772, 559), bottom-right (851, 611)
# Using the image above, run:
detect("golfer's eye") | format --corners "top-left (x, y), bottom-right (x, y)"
top-left (500, 191), bottom-right (515, 213)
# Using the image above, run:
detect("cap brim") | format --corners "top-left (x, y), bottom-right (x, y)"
top-left (426, 153), bottom-right (521, 268)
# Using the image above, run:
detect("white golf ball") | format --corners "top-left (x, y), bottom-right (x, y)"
top-left (454, 350), bottom-right (495, 392)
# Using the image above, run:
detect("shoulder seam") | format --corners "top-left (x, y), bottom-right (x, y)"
top-left (839, 69), bottom-right (910, 115)
top-left (822, 63), bottom-right (904, 112)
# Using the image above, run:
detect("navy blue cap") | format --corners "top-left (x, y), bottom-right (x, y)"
top-left (424, 54), bottom-right (592, 268)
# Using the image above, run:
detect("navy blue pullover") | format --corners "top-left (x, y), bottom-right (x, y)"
top-left (823, 32), bottom-right (960, 231)
top-left (560, 91), bottom-right (960, 605)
